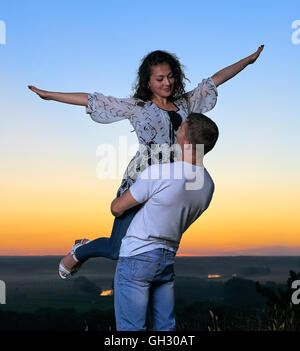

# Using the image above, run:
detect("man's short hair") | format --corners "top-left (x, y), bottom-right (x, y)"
top-left (184, 113), bottom-right (219, 154)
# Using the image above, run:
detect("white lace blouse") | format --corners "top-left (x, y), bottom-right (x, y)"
top-left (86, 77), bottom-right (218, 196)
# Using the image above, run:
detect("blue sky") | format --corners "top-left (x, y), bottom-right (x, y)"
top-left (2, 0), bottom-right (299, 177)
top-left (1, 0), bottom-right (299, 142)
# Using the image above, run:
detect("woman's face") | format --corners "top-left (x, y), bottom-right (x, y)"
top-left (148, 62), bottom-right (175, 99)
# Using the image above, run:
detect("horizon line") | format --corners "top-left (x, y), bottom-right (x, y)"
top-left (0, 253), bottom-right (300, 257)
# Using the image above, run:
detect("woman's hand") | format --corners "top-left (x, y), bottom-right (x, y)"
top-left (27, 86), bottom-right (88, 106)
top-left (211, 45), bottom-right (264, 87)
top-left (247, 45), bottom-right (264, 64)
top-left (28, 85), bottom-right (51, 100)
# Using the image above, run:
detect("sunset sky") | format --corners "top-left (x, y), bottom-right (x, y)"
top-left (1, 0), bottom-right (300, 256)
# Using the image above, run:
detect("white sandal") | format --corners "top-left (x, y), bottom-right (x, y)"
top-left (58, 239), bottom-right (90, 279)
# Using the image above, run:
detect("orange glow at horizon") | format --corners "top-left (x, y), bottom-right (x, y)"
top-left (1, 165), bottom-right (300, 256)
top-left (100, 290), bottom-right (114, 296)
top-left (208, 275), bottom-right (221, 278)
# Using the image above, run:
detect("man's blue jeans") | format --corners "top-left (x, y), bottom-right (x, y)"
top-left (114, 248), bottom-right (176, 331)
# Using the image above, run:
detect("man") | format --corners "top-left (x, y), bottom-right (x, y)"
top-left (110, 112), bottom-right (219, 331)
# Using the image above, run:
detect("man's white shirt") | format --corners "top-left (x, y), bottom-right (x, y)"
top-left (119, 161), bottom-right (214, 257)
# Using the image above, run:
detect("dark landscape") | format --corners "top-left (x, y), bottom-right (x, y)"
top-left (1, 256), bottom-right (300, 331)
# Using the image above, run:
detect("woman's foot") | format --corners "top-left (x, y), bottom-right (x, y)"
top-left (58, 239), bottom-right (90, 279)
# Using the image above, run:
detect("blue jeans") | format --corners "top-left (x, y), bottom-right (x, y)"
top-left (75, 204), bottom-right (142, 261)
top-left (114, 248), bottom-right (176, 331)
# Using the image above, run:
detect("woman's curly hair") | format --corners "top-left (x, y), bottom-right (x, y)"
top-left (132, 50), bottom-right (189, 102)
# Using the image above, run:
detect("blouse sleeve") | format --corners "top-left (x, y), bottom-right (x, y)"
top-left (86, 92), bottom-right (138, 124)
top-left (186, 77), bottom-right (218, 114)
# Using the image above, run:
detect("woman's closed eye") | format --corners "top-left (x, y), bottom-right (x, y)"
top-left (157, 75), bottom-right (173, 82)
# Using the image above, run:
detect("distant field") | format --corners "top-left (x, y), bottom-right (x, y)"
top-left (0, 256), bottom-right (299, 313)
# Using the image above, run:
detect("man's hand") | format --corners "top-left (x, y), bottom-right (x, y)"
top-left (247, 45), bottom-right (264, 64)
top-left (111, 189), bottom-right (140, 217)
top-left (111, 198), bottom-right (124, 217)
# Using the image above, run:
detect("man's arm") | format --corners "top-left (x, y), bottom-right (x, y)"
top-left (211, 45), bottom-right (264, 87)
top-left (111, 189), bottom-right (141, 217)
top-left (28, 85), bottom-right (88, 106)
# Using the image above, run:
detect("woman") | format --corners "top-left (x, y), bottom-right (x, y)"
top-left (28, 46), bottom-right (264, 278)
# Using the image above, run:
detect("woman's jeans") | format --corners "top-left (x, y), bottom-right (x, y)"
top-left (114, 248), bottom-right (176, 331)
top-left (74, 204), bottom-right (142, 262)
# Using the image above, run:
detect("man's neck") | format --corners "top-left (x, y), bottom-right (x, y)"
top-left (181, 155), bottom-right (204, 167)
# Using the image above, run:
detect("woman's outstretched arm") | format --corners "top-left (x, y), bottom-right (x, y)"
top-left (28, 85), bottom-right (88, 107)
top-left (211, 45), bottom-right (264, 87)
